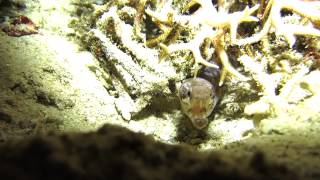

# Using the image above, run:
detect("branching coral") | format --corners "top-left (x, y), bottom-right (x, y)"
top-left (240, 54), bottom-right (320, 133)
top-left (146, 0), bottom-right (258, 83)
top-left (235, 0), bottom-right (320, 47)
top-left (239, 55), bottom-right (308, 116)
top-left (146, 0), bottom-right (320, 85)
top-left (86, 5), bottom-right (179, 120)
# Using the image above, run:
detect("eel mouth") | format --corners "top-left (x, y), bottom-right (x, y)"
top-left (191, 118), bottom-right (208, 129)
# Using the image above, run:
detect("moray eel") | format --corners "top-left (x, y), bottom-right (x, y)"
top-left (178, 68), bottom-right (220, 129)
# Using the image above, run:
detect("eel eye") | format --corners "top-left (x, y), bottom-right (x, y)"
top-left (180, 87), bottom-right (191, 100)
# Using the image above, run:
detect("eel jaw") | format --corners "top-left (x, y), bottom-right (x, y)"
top-left (190, 118), bottom-right (209, 129)
top-left (188, 103), bottom-right (210, 129)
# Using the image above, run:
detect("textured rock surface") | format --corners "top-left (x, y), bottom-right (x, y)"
top-left (0, 124), bottom-right (301, 180)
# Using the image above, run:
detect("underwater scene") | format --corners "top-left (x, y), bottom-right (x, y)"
top-left (0, 0), bottom-right (320, 179)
